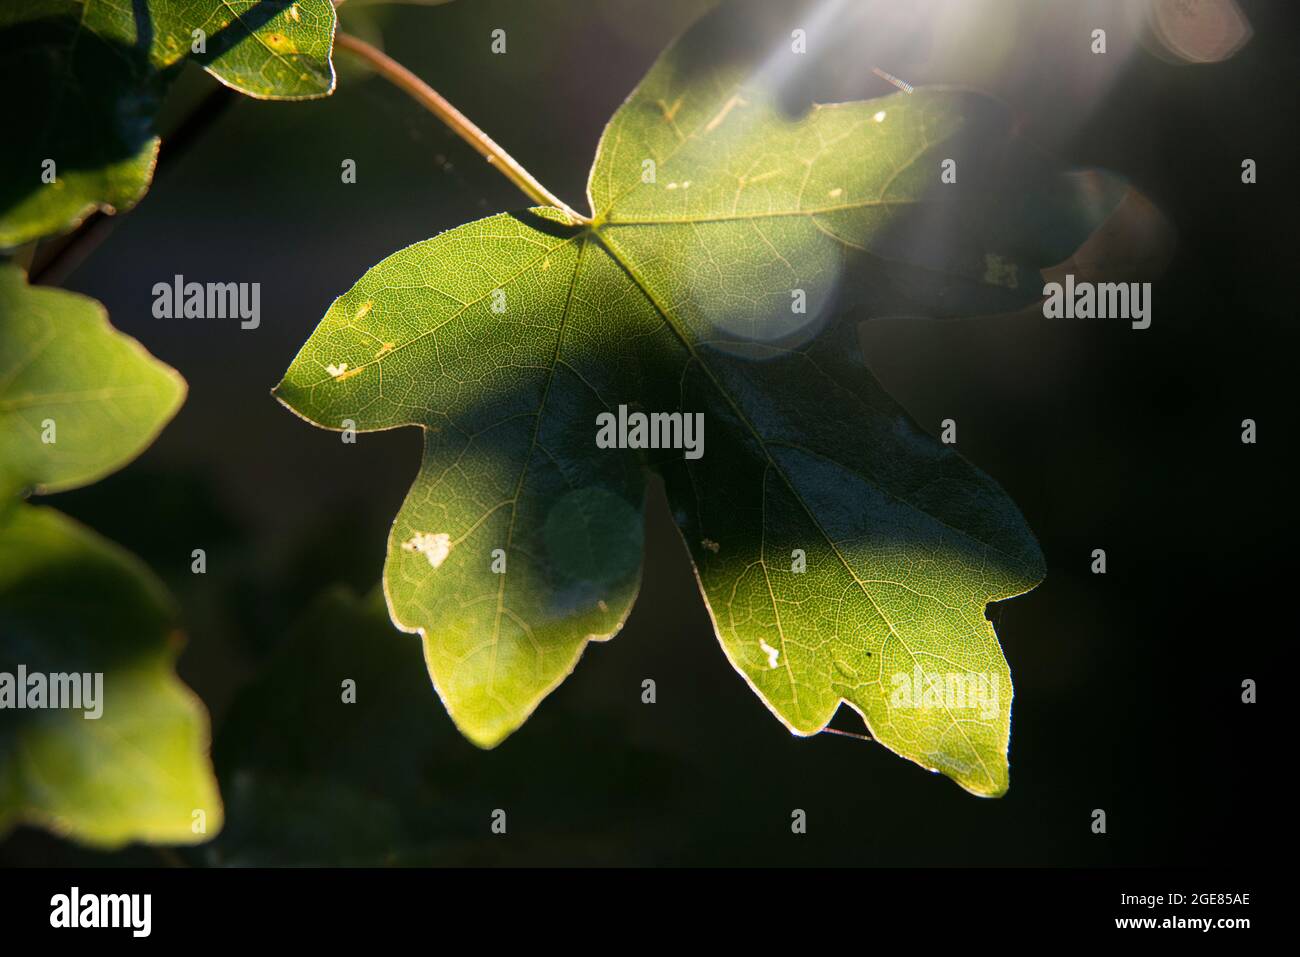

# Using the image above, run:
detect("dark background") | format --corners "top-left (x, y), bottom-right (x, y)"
top-left (1, 0), bottom-right (1288, 866)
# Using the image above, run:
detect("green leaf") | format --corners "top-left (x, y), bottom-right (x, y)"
top-left (150, 0), bottom-right (338, 100)
top-left (0, 0), bottom-right (336, 246)
top-left (278, 212), bottom-right (649, 749)
top-left (0, 265), bottom-right (220, 845)
top-left (0, 264), bottom-right (185, 514)
top-left (0, 506), bottom-right (223, 848)
top-left (0, 1), bottom-right (162, 247)
top-left (276, 4), bottom-right (1128, 794)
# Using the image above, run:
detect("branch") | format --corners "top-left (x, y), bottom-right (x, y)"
top-left (334, 31), bottom-right (591, 225)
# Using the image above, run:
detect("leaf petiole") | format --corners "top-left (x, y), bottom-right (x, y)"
top-left (334, 32), bottom-right (593, 225)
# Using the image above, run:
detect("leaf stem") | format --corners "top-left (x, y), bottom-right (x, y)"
top-left (334, 32), bottom-right (591, 225)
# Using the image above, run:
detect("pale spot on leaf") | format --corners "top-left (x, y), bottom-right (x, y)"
top-left (982, 252), bottom-right (1019, 289)
top-left (402, 531), bottom-right (452, 569)
top-left (759, 639), bottom-right (780, 669)
top-left (265, 33), bottom-right (298, 54)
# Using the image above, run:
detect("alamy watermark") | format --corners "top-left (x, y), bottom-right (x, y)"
top-left (50, 887), bottom-right (150, 937)
top-left (0, 665), bottom-right (103, 719)
top-left (889, 666), bottom-right (1000, 720)
top-left (1042, 274), bottom-right (1151, 329)
top-left (152, 274), bottom-right (260, 329)
top-left (596, 404), bottom-right (704, 459)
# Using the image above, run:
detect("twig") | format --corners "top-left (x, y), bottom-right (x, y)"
top-left (334, 31), bottom-right (591, 224)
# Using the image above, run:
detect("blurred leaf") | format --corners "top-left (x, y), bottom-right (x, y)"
top-left (0, 265), bottom-right (220, 846)
top-left (276, 1), bottom-right (1126, 794)
top-left (212, 588), bottom-right (440, 864)
top-left (0, 507), bottom-right (223, 848)
top-left (212, 587), bottom-right (677, 865)
top-left (0, 2), bottom-right (161, 247)
top-left (0, 264), bottom-right (184, 515)
top-left (0, 0), bottom-right (336, 246)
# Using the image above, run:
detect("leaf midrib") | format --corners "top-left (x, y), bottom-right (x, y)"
top-left (592, 225), bottom-right (998, 790)
top-left (597, 196), bottom-right (928, 227)
top-left (585, 218), bottom-right (1032, 577)
top-left (482, 236), bottom-right (589, 699)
